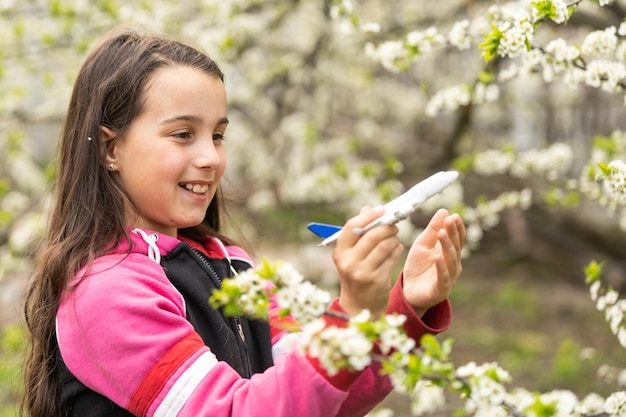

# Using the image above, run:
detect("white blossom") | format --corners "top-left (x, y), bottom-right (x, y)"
top-left (582, 26), bottom-right (618, 57)
top-left (497, 16), bottom-right (534, 58)
top-left (472, 82), bottom-right (500, 105)
top-left (619, 327), bottom-right (626, 348)
top-left (499, 63), bottom-right (519, 82)
top-left (410, 381), bottom-right (446, 416)
top-left (275, 281), bottom-right (331, 324)
top-left (605, 391), bottom-right (626, 416)
top-left (274, 262), bottom-right (304, 287)
top-left (590, 280), bottom-right (602, 302)
top-left (551, 0), bottom-right (569, 23)
top-left (540, 390), bottom-right (578, 416)
top-left (425, 84), bottom-right (471, 116)
top-left (606, 300), bottom-right (626, 334)
top-left (306, 324), bottom-right (373, 375)
top-left (585, 60), bottom-right (626, 92)
top-left (368, 40), bottom-right (407, 72)
top-left (448, 19), bottom-right (471, 50)
top-left (360, 22), bottom-right (381, 34)
top-left (545, 38), bottom-right (580, 70)
top-left (474, 149), bottom-right (515, 175)
top-left (577, 393), bottom-right (605, 416)
top-left (604, 160), bottom-right (626, 204)
top-left (406, 27), bottom-right (445, 55)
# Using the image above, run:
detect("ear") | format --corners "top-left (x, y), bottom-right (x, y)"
top-left (100, 126), bottom-right (120, 169)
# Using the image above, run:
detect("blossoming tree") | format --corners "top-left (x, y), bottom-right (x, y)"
top-left (1, 0), bottom-right (626, 415)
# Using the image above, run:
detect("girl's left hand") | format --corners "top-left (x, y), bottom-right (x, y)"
top-left (402, 209), bottom-right (466, 316)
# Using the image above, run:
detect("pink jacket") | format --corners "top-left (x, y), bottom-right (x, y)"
top-left (56, 229), bottom-right (451, 417)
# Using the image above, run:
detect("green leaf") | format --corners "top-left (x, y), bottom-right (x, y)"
top-left (584, 260), bottom-right (604, 284)
top-left (0, 210), bottom-right (12, 226)
top-left (478, 23), bottom-right (503, 63)
top-left (13, 19), bottom-right (25, 39)
top-left (525, 395), bottom-right (557, 417)
top-left (333, 158), bottom-right (349, 178)
top-left (597, 162), bottom-right (612, 176)
top-left (452, 153), bottom-right (476, 173)
top-left (0, 178), bottom-right (10, 195)
top-left (420, 334), bottom-right (442, 358)
top-left (440, 338), bottom-right (454, 357)
top-left (99, 0), bottom-right (120, 18)
top-left (592, 134), bottom-right (617, 155)
top-left (477, 71), bottom-right (495, 84)
top-left (256, 258), bottom-right (276, 279)
top-left (532, 0), bottom-right (555, 21)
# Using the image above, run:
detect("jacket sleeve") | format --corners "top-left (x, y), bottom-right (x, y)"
top-left (334, 272), bottom-right (452, 417)
top-left (57, 254), bottom-right (359, 417)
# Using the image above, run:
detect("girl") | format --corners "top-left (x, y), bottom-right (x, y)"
top-left (22, 26), bottom-right (466, 417)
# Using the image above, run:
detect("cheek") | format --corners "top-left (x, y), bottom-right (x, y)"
top-left (217, 149), bottom-right (227, 178)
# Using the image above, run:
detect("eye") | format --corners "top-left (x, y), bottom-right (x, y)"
top-left (213, 132), bottom-right (227, 142)
top-left (173, 131), bottom-right (192, 140)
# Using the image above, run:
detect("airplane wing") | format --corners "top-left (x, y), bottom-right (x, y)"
top-left (307, 222), bottom-right (343, 239)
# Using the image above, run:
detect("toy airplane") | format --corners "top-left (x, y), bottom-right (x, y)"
top-left (308, 170), bottom-right (459, 247)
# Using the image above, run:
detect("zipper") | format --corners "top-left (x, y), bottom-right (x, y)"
top-left (190, 248), bottom-right (247, 343)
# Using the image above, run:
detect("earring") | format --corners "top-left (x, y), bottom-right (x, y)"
top-left (108, 163), bottom-right (114, 170)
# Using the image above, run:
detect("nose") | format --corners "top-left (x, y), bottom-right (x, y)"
top-left (194, 136), bottom-right (222, 169)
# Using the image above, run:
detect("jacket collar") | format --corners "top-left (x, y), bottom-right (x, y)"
top-left (109, 228), bottom-right (230, 262)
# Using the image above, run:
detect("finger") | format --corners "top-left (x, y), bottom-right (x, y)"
top-left (417, 208), bottom-right (450, 248)
top-left (355, 232), bottom-right (404, 269)
top-left (435, 252), bottom-right (454, 292)
top-left (438, 228), bottom-right (462, 280)
top-left (444, 214), bottom-right (465, 253)
top-left (339, 227), bottom-right (401, 276)
top-left (450, 213), bottom-right (466, 246)
top-left (336, 206), bottom-right (385, 249)
top-left (366, 241), bottom-right (404, 284)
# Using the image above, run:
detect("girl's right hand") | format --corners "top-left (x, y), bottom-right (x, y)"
top-left (332, 206), bottom-right (404, 318)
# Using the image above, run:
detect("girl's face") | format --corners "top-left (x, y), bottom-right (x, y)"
top-left (105, 65), bottom-right (227, 237)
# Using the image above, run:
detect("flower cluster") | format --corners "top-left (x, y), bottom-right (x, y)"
top-left (462, 189), bottom-right (533, 251)
top-left (471, 143), bottom-right (574, 180)
top-left (582, 26), bottom-right (619, 57)
top-left (425, 84), bottom-right (471, 116)
top-left (455, 361), bottom-right (511, 414)
top-left (211, 263), bottom-right (439, 380)
top-left (454, 142), bottom-right (579, 251)
top-left (530, 0), bottom-right (570, 24)
top-left (301, 315), bottom-right (375, 375)
top-left (209, 259), bottom-right (331, 325)
top-left (424, 82), bottom-right (500, 116)
top-left (605, 392), bottom-right (626, 416)
top-left (342, 0), bottom-right (626, 120)
top-left (600, 160), bottom-right (626, 206)
top-left (211, 256), bottom-right (626, 417)
top-left (586, 261), bottom-right (626, 349)
top-left (496, 15), bottom-right (534, 59)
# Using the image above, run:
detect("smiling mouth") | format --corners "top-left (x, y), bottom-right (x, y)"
top-left (180, 183), bottom-right (209, 194)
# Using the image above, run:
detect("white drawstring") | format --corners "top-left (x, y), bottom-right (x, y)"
top-left (211, 236), bottom-right (239, 276)
top-left (132, 228), bottom-right (161, 264)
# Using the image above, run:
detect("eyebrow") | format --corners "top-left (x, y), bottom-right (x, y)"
top-left (160, 115), bottom-right (229, 126)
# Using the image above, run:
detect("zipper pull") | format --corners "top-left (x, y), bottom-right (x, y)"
top-left (236, 319), bottom-right (246, 342)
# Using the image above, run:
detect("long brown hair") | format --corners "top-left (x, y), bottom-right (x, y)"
top-left (22, 26), bottom-right (228, 417)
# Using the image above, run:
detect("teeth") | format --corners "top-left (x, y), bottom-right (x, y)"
top-left (182, 183), bottom-right (209, 194)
